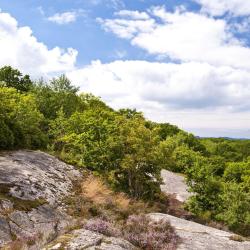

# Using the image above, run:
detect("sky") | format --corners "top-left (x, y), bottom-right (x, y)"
top-left (0, 0), bottom-right (250, 138)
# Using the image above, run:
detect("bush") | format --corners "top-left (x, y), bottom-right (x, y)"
top-left (123, 214), bottom-right (179, 250)
top-left (84, 218), bottom-right (121, 237)
top-left (0, 120), bottom-right (14, 149)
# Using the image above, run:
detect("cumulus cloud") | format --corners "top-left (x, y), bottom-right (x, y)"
top-left (90, 0), bottom-right (125, 9)
top-left (98, 7), bottom-right (250, 70)
top-left (194, 0), bottom-right (250, 16)
top-left (0, 11), bottom-right (77, 76)
top-left (115, 10), bottom-right (150, 20)
top-left (47, 10), bottom-right (85, 25)
top-left (67, 60), bottom-right (250, 111)
top-left (48, 12), bottom-right (78, 24)
top-left (67, 60), bottom-right (250, 136)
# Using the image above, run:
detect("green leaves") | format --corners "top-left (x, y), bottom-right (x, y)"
top-left (0, 87), bottom-right (46, 148)
top-left (0, 66), bottom-right (33, 92)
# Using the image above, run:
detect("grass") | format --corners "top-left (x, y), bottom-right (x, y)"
top-left (81, 176), bottom-right (130, 211)
top-left (62, 175), bottom-right (180, 249)
top-left (229, 235), bottom-right (246, 242)
top-left (65, 174), bottom-right (166, 222)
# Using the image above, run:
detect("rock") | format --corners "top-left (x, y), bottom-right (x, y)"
top-left (0, 217), bottom-right (12, 246)
top-left (161, 169), bottom-right (192, 202)
top-left (43, 229), bottom-right (137, 250)
top-left (149, 213), bottom-right (250, 250)
top-left (0, 150), bottom-right (82, 248)
top-left (0, 150), bottom-right (81, 205)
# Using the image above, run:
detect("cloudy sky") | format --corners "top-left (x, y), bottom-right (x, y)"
top-left (1, 0), bottom-right (250, 138)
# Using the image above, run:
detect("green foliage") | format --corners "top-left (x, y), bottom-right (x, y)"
top-left (0, 65), bottom-right (249, 234)
top-left (0, 66), bottom-right (33, 92)
top-left (49, 109), bottom-right (161, 199)
top-left (223, 161), bottom-right (250, 183)
top-left (201, 138), bottom-right (250, 161)
top-left (0, 87), bottom-right (46, 148)
top-left (0, 119), bottom-right (14, 148)
top-left (33, 76), bottom-right (81, 120)
top-left (151, 122), bottom-right (180, 140)
top-left (216, 181), bottom-right (250, 235)
top-left (108, 115), bottom-right (162, 199)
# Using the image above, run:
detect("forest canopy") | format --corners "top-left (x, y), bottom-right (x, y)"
top-left (0, 66), bottom-right (249, 236)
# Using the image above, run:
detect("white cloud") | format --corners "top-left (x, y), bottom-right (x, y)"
top-left (194, 0), bottom-right (250, 16)
top-left (67, 60), bottom-right (250, 134)
top-left (99, 7), bottom-right (250, 70)
top-left (97, 16), bottom-right (155, 39)
top-left (90, 0), bottom-right (125, 9)
top-left (114, 50), bottom-right (127, 58)
top-left (48, 11), bottom-right (81, 25)
top-left (0, 11), bottom-right (77, 76)
top-left (115, 10), bottom-right (150, 20)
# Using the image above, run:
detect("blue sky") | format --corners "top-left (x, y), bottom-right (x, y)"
top-left (0, 0), bottom-right (200, 65)
top-left (1, 0), bottom-right (250, 138)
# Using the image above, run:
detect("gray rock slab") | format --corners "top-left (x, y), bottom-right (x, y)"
top-left (44, 229), bottom-right (137, 250)
top-left (161, 169), bottom-right (192, 202)
top-left (0, 150), bottom-right (81, 204)
top-left (0, 150), bottom-right (82, 249)
top-left (149, 213), bottom-right (250, 250)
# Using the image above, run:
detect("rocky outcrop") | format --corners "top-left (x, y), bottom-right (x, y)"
top-left (149, 213), bottom-right (250, 250)
top-left (160, 170), bottom-right (192, 202)
top-left (0, 150), bottom-right (81, 249)
top-left (0, 150), bottom-right (136, 250)
top-left (0, 151), bottom-right (249, 250)
top-left (43, 229), bottom-right (137, 250)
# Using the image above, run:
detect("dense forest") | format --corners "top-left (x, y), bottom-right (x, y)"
top-left (0, 66), bottom-right (249, 236)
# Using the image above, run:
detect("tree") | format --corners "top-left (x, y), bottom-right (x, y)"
top-left (108, 115), bottom-right (162, 199)
top-left (185, 156), bottom-right (223, 214)
top-left (33, 76), bottom-right (81, 119)
top-left (217, 181), bottom-right (250, 235)
top-left (223, 161), bottom-right (250, 183)
top-left (50, 75), bottom-right (79, 93)
top-left (0, 66), bottom-right (33, 92)
top-left (0, 87), bottom-right (47, 148)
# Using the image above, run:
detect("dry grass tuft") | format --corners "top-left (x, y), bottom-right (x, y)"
top-left (81, 176), bottom-right (112, 205)
top-left (65, 174), bottom-right (169, 224)
top-left (81, 176), bottom-right (130, 211)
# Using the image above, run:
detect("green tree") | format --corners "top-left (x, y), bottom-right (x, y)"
top-left (217, 181), bottom-right (250, 235)
top-left (0, 87), bottom-right (47, 148)
top-left (0, 66), bottom-right (33, 92)
top-left (108, 115), bottom-right (162, 199)
top-left (33, 76), bottom-right (81, 119)
top-left (224, 161), bottom-right (250, 183)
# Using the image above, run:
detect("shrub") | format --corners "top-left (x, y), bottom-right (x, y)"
top-left (84, 218), bottom-right (121, 237)
top-left (123, 214), bottom-right (179, 250)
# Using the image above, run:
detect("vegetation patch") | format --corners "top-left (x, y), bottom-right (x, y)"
top-left (82, 215), bottom-right (180, 250)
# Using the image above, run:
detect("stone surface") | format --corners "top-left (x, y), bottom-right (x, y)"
top-left (44, 229), bottom-right (137, 250)
top-left (0, 150), bottom-right (81, 204)
top-left (0, 150), bottom-right (81, 249)
top-left (149, 213), bottom-right (250, 250)
top-left (161, 169), bottom-right (192, 202)
top-left (0, 217), bottom-right (12, 246)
